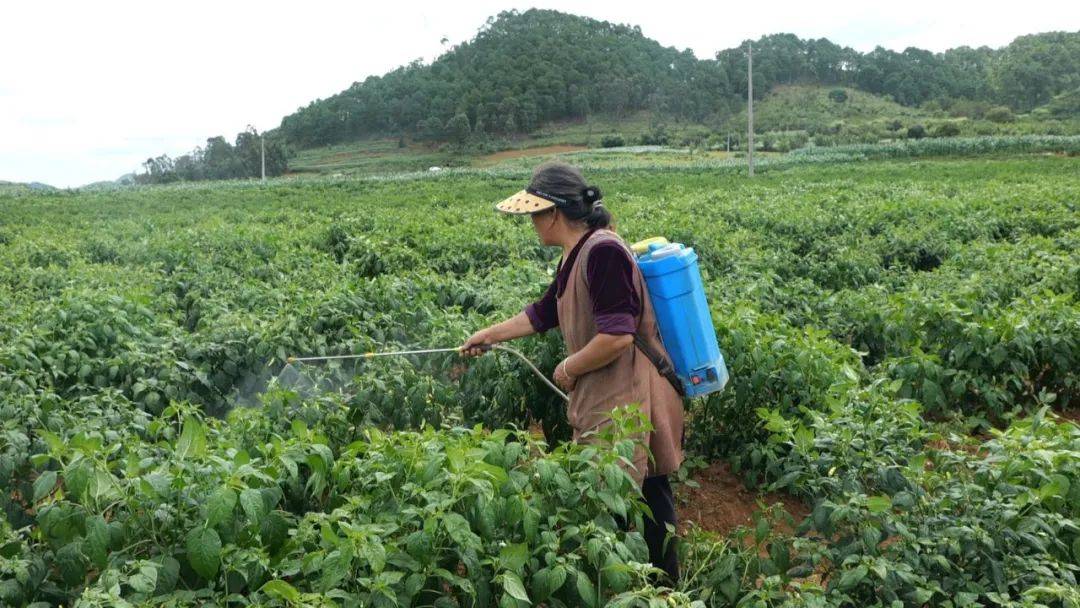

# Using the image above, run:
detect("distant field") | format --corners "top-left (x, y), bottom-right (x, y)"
top-left (473, 145), bottom-right (589, 166)
top-left (284, 86), bottom-right (1080, 180)
top-left (285, 112), bottom-right (671, 177)
top-left (287, 139), bottom-right (457, 175)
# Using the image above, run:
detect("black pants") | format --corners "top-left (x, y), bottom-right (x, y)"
top-left (619, 475), bottom-right (679, 583)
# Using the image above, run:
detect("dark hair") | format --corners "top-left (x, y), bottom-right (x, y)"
top-left (528, 162), bottom-right (612, 229)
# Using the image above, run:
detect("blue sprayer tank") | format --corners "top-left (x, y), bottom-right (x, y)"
top-left (633, 238), bottom-right (729, 398)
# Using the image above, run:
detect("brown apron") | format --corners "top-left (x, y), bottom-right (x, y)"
top-left (556, 229), bottom-right (685, 485)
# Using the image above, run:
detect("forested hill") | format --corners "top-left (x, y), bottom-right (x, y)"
top-left (278, 9), bottom-right (1080, 148)
top-left (279, 10), bottom-right (721, 147)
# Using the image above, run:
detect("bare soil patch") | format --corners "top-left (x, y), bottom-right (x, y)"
top-left (676, 461), bottom-right (809, 537)
top-left (1058, 407), bottom-right (1080, 425)
top-left (475, 145), bottom-right (588, 166)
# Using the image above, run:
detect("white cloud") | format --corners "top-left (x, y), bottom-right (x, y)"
top-left (1, 0), bottom-right (1077, 187)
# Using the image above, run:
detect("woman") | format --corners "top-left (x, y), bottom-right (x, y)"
top-left (460, 161), bottom-right (684, 582)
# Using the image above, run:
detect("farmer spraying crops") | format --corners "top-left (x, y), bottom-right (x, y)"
top-left (461, 161), bottom-right (685, 582)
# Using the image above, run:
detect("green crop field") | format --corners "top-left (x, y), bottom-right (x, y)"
top-left (1, 150), bottom-right (1079, 607)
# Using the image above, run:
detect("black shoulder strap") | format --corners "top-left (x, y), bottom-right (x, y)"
top-left (634, 333), bottom-right (686, 397)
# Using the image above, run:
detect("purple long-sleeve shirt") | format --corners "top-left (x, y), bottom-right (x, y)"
top-left (524, 230), bottom-right (640, 335)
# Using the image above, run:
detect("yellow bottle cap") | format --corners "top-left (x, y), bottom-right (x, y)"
top-left (630, 236), bottom-right (670, 256)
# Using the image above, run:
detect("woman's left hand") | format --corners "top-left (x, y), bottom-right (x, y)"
top-left (554, 359), bottom-right (577, 392)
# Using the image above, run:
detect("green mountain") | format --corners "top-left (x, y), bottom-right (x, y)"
top-left (279, 9), bottom-right (726, 148)
top-left (276, 10), bottom-right (1079, 149)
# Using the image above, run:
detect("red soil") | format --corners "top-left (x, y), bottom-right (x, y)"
top-left (1058, 408), bottom-right (1080, 425)
top-left (676, 461), bottom-right (809, 537)
top-left (475, 145), bottom-right (588, 165)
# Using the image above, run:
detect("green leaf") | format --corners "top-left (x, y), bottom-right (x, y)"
top-left (718, 576), bottom-right (740, 601)
top-left (442, 512), bottom-right (479, 548)
top-left (576, 571), bottom-right (597, 608)
top-left (240, 488), bottom-right (266, 524)
top-left (154, 556), bottom-right (181, 593)
top-left (207, 487), bottom-right (237, 528)
top-left (261, 510), bottom-right (291, 552)
top-left (771, 470), bottom-right (801, 490)
top-left (405, 572), bottom-right (425, 597)
top-left (786, 564), bottom-right (814, 578)
top-left (87, 469), bottom-right (119, 504)
top-left (547, 566), bottom-right (567, 596)
top-left (769, 540), bottom-right (790, 573)
top-left (499, 542), bottom-right (529, 573)
top-left (318, 547), bottom-right (353, 591)
top-left (502, 571), bottom-right (531, 604)
top-left (602, 554), bottom-right (631, 592)
top-left (84, 514), bottom-right (110, 568)
top-left (905, 587), bottom-right (934, 604)
top-left (185, 527), bottom-right (221, 580)
top-left (837, 564), bottom-right (868, 591)
top-left (532, 565), bottom-right (568, 600)
top-left (56, 542), bottom-right (87, 586)
top-left (175, 417), bottom-right (206, 460)
top-left (586, 538), bottom-right (603, 567)
top-left (922, 380), bottom-right (944, 407)
top-left (1037, 474), bottom-right (1070, 501)
top-left (359, 539), bottom-right (387, 574)
top-left (861, 526), bottom-right (880, 551)
top-left (531, 568), bottom-right (551, 600)
top-left (32, 471), bottom-right (57, 502)
top-left (523, 508), bottom-right (539, 544)
top-left (866, 495), bottom-right (892, 514)
top-left (129, 563), bottom-right (158, 594)
top-left (891, 491), bottom-right (915, 510)
top-left (261, 580), bottom-right (301, 602)
top-left (793, 425), bottom-right (814, 452)
top-left (755, 516), bottom-right (770, 543)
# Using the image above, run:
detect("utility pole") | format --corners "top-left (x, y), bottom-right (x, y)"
top-left (260, 134), bottom-right (266, 181)
top-left (747, 40), bottom-right (754, 178)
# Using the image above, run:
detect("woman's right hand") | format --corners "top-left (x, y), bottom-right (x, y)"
top-left (460, 327), bottom-right (496, 357)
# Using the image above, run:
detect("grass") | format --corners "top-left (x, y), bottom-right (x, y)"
top-left (287, 140), bottom-right (459, 175)
top-left (726, 84), bottom-right (928, 133)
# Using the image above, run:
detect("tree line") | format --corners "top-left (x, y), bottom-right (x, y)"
top-left (136, 128), bottom-right (289, 184)
top-left (277, 9), bottom-right (1079, 148)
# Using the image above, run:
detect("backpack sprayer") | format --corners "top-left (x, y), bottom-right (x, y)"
top-left (286, 237), bottom-right (728, 401)
top-left (631, 237), bottom-right (729, 398)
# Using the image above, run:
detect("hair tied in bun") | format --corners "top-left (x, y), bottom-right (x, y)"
top-left (582, 186), bottom-right (602, 205)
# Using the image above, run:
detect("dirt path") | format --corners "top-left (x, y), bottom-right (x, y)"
top-left (474, 145), bottom-right (588, 166)
top-left (676, 461), bottom-right (809, 537)
top-left (1059, 408), bottom-right (1080, 425)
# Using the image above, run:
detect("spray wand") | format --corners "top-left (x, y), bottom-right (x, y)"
top-left (286, 343), bottom-right (569, 402)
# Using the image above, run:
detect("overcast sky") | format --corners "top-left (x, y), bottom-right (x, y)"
top-left (2, 0), bottom-right (1078, 188)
